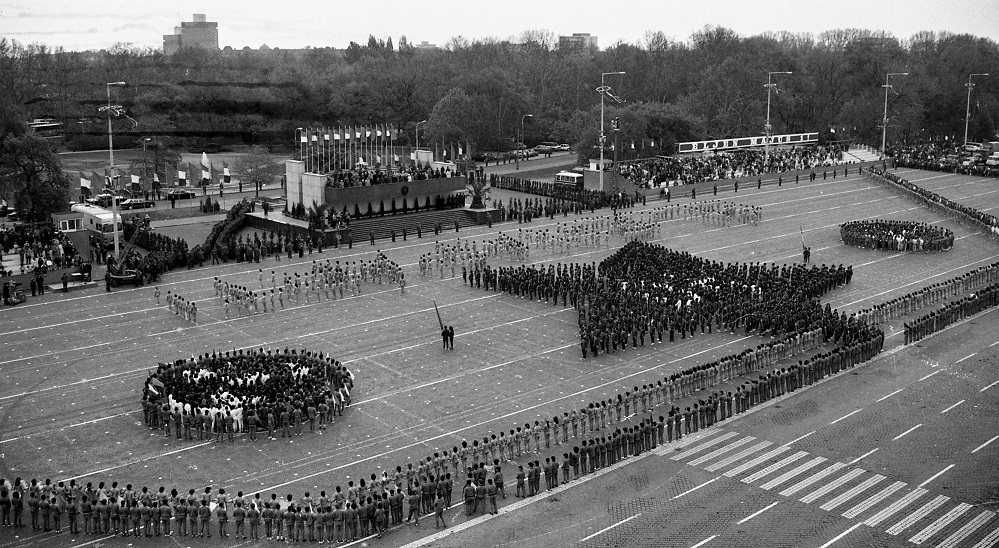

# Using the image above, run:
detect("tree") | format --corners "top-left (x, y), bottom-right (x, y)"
top-left (0, 130), bottom-right (72, 222)
top-left (231, 146), bottom-right (282, 197)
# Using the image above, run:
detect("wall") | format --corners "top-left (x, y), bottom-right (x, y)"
top-left (323, 177), bottom-right (467, 215)
top-left (285, 160), bottom-right (304, 205)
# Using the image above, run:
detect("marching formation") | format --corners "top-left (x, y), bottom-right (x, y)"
top-left (840, 220), bottom-right (954, 252)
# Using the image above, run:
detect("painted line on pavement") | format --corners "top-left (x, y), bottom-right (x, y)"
top-left (783, 430), bottom-right (815, 446)
top-left (971, 435), bottom-right (999, 454)
top-left (918, 370), bottom-right (941, 382)
top-left (876, 388), bottom-right (904, 402)
top-left (848, 448), bottom-right (879, 465)
top-left (980, 380), bottom-right (999, 392)
top-left (817, 522), bottom-right (864, 548)
top-left (689, 535), bottom-right (717, 548)
top-left (955, 353), bottom-right (976, 364)
top-left (60, 442), bottom-right (211, 483)
top-left (893, 424), bottom-right (922, 441)
top-left (672, 476), bottom-right (721, 500)
top-left (736, 501), bottom-right (779, 524)
top-left (578, 513), bottom-right (641, 542)
top-left (990, 339), bottom-right (999, 348)
top-left (917, 464), bottom-right (955, 488)
top-left (940, 400), bottom-right (965, 414)
top-left (830, 408), bottom-right (862, 425)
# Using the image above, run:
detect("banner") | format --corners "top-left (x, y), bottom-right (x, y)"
top-left (676, 132), bottom-right (819, 154)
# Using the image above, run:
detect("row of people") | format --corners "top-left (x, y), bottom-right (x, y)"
top-left (903, 283), bottom-right (999, 344)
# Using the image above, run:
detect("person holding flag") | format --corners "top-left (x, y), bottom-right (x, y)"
top-left (800, 226), bottom-right (810, 263)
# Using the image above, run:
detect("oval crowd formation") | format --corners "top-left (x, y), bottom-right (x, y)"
top-left (839, 219), bottom-right (954, 252)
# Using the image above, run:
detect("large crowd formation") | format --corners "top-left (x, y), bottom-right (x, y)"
top-left (904, 283), bottom-right (999, 344)
top-left (885, 143), bottom-right (999, 178)
top-left (324, 164), bottom-right (459, 188)
top-left (142, 348), bottom-right (355, 443)
top-left (618, 144), bottom-right (850, 188)
top-left (1, 224), bottom-right (83, 276)
top-left (839, 220), bottom-right (954, 252)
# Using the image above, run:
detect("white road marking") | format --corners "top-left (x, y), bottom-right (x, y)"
top-left (940, 400), bottom-right (965, 414)
top-left (971, 435), bottom-right (999, 454)
top-left (893, 424), bottom-right (922, 441)
top-left (820, 474), bottom-right (885, 511)
top-left (908, 502), bottom-right (972, 544)
top-left (671, 476), bottom-right (721, 500)
top-left (980, 380), bottom-right (999, 392)
top-left (723, 446), bottom-right (793, 477)
top-left (918, 370), bottom-right (941, 382)
top-left (577, 513), bottom-right (641, 542)
top-left (876, 388), bottom-right (904, 402)
top-left (830, 408), bottom-right (862, 424)
top-left (688, 436), bottom-right (756, 467)
top-left (758, 456), bottom-right (827, 491)
top-left (669, 431), bottom-right (736, 461)
top-left (841, 481), bottom-right (906, 519)
top-left (885, 495), bottom-right (950, 535)
top-left (864, 488), bottom-right (928, 526)
top-left (741, 451), bottom-right (809, 484)
top-left (934, 510), bottom-right (996, 548)
top-left (848, 448), bottom-right (879, 465)
top-left (817, 522), bottom-right (864, 548)
top-left (736, 501), bottom-right (779, 524)
top-left (778, 462), bottom-right (847, 497)
top-left (799, 468), bottom-right (866, 504)
top-left (917, 464), bottom-right (955, 488)
top-left (955, 353), bottom-right (976, 364)
top-left (703, 441), bottom-right (772, 472)
top-left (688, 535), bottom-right (717, 548)
top-left (783, 430), bottom-right (815, 446)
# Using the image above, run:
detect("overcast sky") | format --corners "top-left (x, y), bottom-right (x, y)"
top-left (1, 0), bottom-right (998, 52)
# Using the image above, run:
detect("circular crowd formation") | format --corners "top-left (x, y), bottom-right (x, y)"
top-left (840, 220), bottom-right (954, 252)
top-left (143, 348), bottom-right (353, 433)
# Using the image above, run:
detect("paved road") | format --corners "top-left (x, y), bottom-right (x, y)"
top-left (1, 169), bottom-right (998, 548)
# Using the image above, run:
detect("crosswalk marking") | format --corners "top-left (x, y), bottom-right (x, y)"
top-left (670, 431), bottom-right (739, 461)
top-left (800, 468), bottom-right (866, 504)
top-left (885, 494), bottom-right (950, 535)
top-left (741, 451), bottom-right (809, 484)
top-left (841, 481), bottom-right (906, 519)
top-left (723, 446), bottom-right (793, 477)
top-left (820, 474), bottom-right (885, 511)
top-left (909, 502), bottom-right (972, 544)
top-left (688, 436), bottom-right (756, 467)
top-left (968, 521), bottom-right (999, 548)
top-left (935, 511), bottom-right (996, 548)
top-left (864, 488), bottom-right (928, 527)
top-left (779, 462), bottom-right (847, 497)
top-left (760, 457), bottom-right (827, 491)
top-left (704, 441), bottom-right (772, 472)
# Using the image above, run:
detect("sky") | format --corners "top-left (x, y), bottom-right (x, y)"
top-left (1, 0), bottom-right (998, 52)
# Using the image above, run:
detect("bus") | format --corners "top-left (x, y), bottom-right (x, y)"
top-left (70, 203), bottom-right (122, 244)
top-left (554, 171), bottom-right (584, 190)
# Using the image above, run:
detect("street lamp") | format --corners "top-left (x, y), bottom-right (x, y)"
top-left (415, 119), bottom-right (427, 165)
top-left (964, 73), bottom-right (989, 145)
top-left (100, 81), bottom-right (127, 264)
top-left (516, 114), bottom-right (533, 170)
top-left (597, 71), bottom-right (625, 191)
top-left (880, 72), bottom-right (908, 157)
top-left (143, 138), bottom-right (151, 194)
top-left (764, 71), bottom-right (792, 164)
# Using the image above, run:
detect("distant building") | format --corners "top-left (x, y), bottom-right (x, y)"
top-left (163, 14), bottom-right (219, 55)
top-left (414, 41), bottom-right (438, 50)
top-left (559, 33), bottom-right (598, 51)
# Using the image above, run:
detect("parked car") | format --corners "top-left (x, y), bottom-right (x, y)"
top-left (556, 143), bottom-right (571, 151)
top-left (167, 189), bottom-right (198, 200)
top-left (120, 198), bottom-right (155, 210)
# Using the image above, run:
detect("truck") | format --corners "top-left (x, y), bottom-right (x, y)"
top-left (71, 203), bottom-right (122, 245)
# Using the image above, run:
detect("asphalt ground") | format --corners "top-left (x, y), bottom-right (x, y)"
top-left (1, 169), bottom-right (998, 548)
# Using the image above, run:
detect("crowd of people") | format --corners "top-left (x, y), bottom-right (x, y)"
top-left (867, 167), bottom-right (999, 239)
top-left (1, 223), bottom-right (83, 276)
top-left (904, 283), bottom-right (999, 344)
top-left (839, 220), bottom-right (954, 252)
top-left (324, 164), bottom-right (458, 188)
top-left (853, 263), bottom-right (999, 326)
top-left (142, 348), bottom-right (354, 444)
top-left (161, 289), bottom-right (197, 323)
top-left (617, 144), bottom-right (851, 188)
top-left (489, 175), bottom-right (640, 212)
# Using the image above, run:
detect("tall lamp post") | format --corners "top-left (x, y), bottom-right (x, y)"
top-left (764, 71), bottom-right (792, 165)
top-left (100, 81), bottom-right (127, 264)
top-left (964, 73), bottom-right (989, 145)
top-left (516, 114), bottom-right (533, 170)
top-left (880, 72), bottom-right (908, 157)
top-left (415, 119), bottom-right (427, 166)
top-left (597, 71), bottom-right (625, 191)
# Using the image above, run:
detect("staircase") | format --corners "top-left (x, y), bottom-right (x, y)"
top-left (342, 209), bottom-right (483, 243)
top-left (845, 144), bottom-right (882, 163)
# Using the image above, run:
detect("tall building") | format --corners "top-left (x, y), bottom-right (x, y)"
top-left (558, 33), bottom-right (598, 52)
top-left (163, 14), bottom-right (219, 55)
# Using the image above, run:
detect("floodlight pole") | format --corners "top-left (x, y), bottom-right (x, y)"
top-left (881, 72), bottom-right (908, 157)
top-left (516, 114), bottom-right (533, 170)
top-left (415, 119), bottom-right (427, 165)
top-left (598, 71), bottom-right (625, 191)
top-left (105, 81), bottom-right (126, 263)
top-left (964, 73), bottom-right (989, 145)
top-left (764, 71), bottom-right (791, 165)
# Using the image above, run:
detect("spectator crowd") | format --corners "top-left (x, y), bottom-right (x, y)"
top-left (839, 220), bottom-right (954, 252)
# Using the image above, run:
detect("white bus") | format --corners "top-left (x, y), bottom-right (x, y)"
top-left (554, 171), bottom-right (584, 190)
top-left (71, 203), bottom-right (122, 244)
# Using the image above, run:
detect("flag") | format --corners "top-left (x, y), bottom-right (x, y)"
top-left (324, 132), bottom-right (330, 141)
top-left (333, 132), bottom-right (340, 141)
top-left (300, 131), bottom-right (307, 143)
top-left (201, 153), bottom-right (210, 183)
top-left (178, 170), bottom-right (187, 186)
top-left (223, 165), bottom-right (231, 184)
top-left (131, 174), bottom-right (141, 185)
top-left (394, 154), bottom-right (399, 162)
top-left (80, 173), bottom-right (92, 189)
top-left (376, 155), bottom-right (382, 164)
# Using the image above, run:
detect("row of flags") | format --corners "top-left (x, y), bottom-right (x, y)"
top-left (299, 124), bottom-right (402, 174)
top-left (77, 152), bottom-right (232, 196)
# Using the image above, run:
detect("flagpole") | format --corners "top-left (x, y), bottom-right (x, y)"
top-left (433, 300), bottom-right (444, 331)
